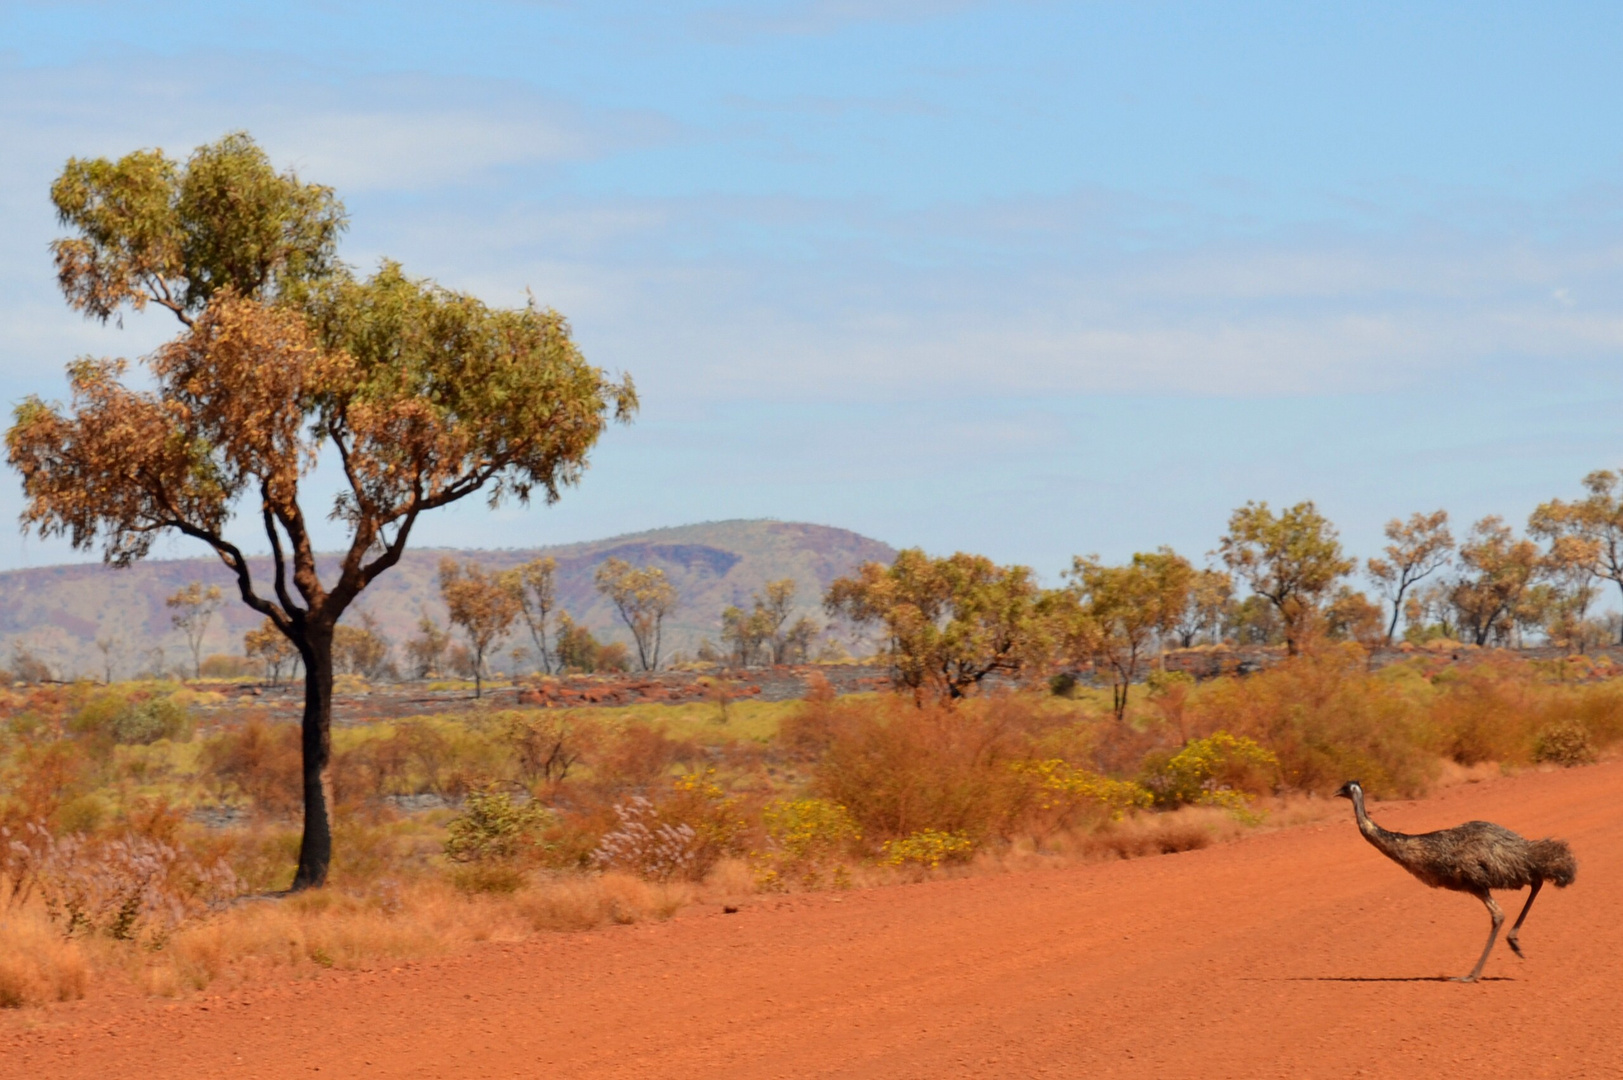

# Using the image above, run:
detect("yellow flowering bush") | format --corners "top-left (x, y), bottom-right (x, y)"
top-left (1140, 731), bottom-right (1277, 813)
top-left (879, 828), bottom-right (975, 869)
top-left (667, 770), bottom-right (749, 857)
top-left (1011, 759), bottom-right (1152, 822)
top-left (752, 797), bottom-right (861, 890)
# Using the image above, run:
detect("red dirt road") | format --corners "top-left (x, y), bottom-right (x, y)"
top-left (6, 763), bottom-right (1621, 1079)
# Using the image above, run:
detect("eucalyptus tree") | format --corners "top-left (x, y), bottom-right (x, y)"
top-left (1219, 501), bottom-right (1354, 655)
top-left (1061, 548), bottom-right (1194, 721)
top-left (8, 133), bottom-right (635, 888)
top-left (1366, 510), bottom-right (1453, 644)
top-left (825, 549), bottom-right (1052, 703)
top-left (594, 558), bottom-right (677, 671)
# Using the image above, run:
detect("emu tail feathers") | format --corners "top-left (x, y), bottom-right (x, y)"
top-left (1531, 838), bottom-right (1577, 887)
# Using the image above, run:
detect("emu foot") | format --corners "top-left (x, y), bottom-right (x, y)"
top-left (1449, 974), bottom-right (1481, 983)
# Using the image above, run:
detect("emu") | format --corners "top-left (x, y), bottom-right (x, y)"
top-left (1335, 780), bottom-right (1576, 982)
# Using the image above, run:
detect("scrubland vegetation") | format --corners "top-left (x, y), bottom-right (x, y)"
top-left (3, 645), bottom-right (1620, 1009)
top-left (7, 129), bottom-right (1623, 1016)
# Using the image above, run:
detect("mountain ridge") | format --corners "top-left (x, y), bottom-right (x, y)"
top-left (0, 519), bottom-right (897, 679)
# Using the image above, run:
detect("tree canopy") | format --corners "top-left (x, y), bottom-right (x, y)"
top-left (825, 549), bottom-right (1051, 703)
top-left (1531, 469), bottom-right (1623, 644)
top-left (50, 132), bottom-right (345, 326)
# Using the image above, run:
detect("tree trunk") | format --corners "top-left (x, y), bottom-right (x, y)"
top-left (1385, 585), bottom-right (1406, 645)
top-left (292, 624), bottom-right (336, 891)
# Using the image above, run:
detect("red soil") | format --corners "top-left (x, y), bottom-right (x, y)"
top-left (6, 762), bottom-right (1621, 1079)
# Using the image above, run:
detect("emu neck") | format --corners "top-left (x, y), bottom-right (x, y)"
top-left (1350, 788), bottom-right (1408, 859)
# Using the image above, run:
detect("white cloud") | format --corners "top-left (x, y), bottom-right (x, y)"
top-left (0, 54), bottom-right (672, 197)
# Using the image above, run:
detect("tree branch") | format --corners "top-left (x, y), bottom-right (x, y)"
top-left (166, 519), bottom-right (291, 636)
top-left (146, 275), bottom-right (193, 328)
top-left (271, 498), bottom-right (325, 614)
top-left (261, 495), bottom-right (303, 630)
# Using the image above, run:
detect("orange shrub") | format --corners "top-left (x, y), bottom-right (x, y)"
top-left (2, 738), bottom-right (93, 831)
top-left (805, 694), bottom-right (1061, 842)
top-left (199, 717), bottom-right (302, 816)
top-left (1428, 660), bottom-right (1540, 765)
top-left (1428, 656), bottom-right (1623, 766)
top-left (0, 911), bottom-right (87, 1008)
top-left (1187, 645), bottom-right (1436, 798)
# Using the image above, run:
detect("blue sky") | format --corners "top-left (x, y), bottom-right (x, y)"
top-left (2, 1), bottom-right (1622, 582)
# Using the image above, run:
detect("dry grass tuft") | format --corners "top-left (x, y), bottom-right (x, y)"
top-left (0, 911), bottom-right (89, 1007)
top-left (516, 871), bottom-right (691, 932)
top-left (98, 870), bottom-right (700, 997)
top-left (1081, 806), bottom-right (1242, 860)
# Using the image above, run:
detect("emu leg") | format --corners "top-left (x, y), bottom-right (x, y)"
top-left (1506, 878), bottom-right (1543, 958)
top-left (1453, 892), bottom-right (1504, 983)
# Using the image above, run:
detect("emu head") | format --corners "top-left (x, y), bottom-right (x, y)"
top-left (1334, 780), bottom-right (1362, 800)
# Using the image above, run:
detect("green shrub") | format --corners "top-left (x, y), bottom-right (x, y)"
top-left (443, 785), bottom-right (551, 864)
top-left (1048, 673), bottom-right (1079, 698)
top-left (71, 690), bottom-right (193, 746)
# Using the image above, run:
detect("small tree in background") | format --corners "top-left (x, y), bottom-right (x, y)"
top-left (825, 549), bottom-right (1051, 703)
top-left (245, 617), bottom-right (300, 684)
top-left (167, 581), bottom-right (222, 679)
top-left (1533, 469), bottom-right (1623, 644)
top-left (1325, 587), bottom-right (1386, 648)
top-left (404, 614), bottom-right (451, 679)
top-left (554, 613), bottom-right (629, 673)
top-left (1060, 549), bottom-right (1194, 721)
top-left (720, 603), bottom-right (772, 666)
top-left (9, 643), bottom-right (53, 684)
top-left (1366, 510), bottom-right (1453, 644)
top-left (1532, 528), bottom-right (1604, 653)
top-left (1402, 580), bottom-right (1457, 643)
top-left (94, 635), bottom-right (121, 685)
top-left (1229, 594), bottom-right (1284, 645)
top-left (1450, 516), bottom-right (1542, 646)
top-left (333, 612), bottom-right (392, 679)
top-left (594, 558), bottom-right (677, 671)
top-left (8, 132), bottom-right (635, 888)
top-left (438, 558), bottom-right (522, 697)
top-left (1219, 501), bottom-right (1353, 655)
top-left (508, 557), bottom-right (559, 674)
top-left (1170, 567), bottom-right (1233, 648)
top-left (719, 579), bottom-right (818, 667)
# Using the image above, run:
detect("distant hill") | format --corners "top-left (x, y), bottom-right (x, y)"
top-left (0, 520), bottom-right (897, 679)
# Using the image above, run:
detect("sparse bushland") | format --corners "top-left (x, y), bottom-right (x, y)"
top-left (2, 645), bottom-right (1622, 1008)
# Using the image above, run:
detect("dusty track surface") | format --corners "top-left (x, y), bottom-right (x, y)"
top-left (5, 763), bottom-right (1620, 1079)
